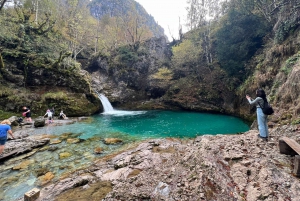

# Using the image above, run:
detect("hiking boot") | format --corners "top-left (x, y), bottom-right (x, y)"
top-left (257, 134), bottom-right (268, 141)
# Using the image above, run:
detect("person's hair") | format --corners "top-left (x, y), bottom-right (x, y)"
top-left (256, 89), bottom-right (267, 100)
top-left (1, 119), bottom-right (11, 125)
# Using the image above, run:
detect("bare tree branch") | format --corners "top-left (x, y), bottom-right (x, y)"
top-left (0, 0), bottom-right (8, 11)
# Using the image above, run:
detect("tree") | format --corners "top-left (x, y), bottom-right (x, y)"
top-left (215, 9), bottom-right (270, 80)
top-left (172, 37), bottom-right (203, 79)
top-left (120, 9), bottom-right (153, 50)
top-left (186, 0), bottom-right (224, 30)
top-left (0, 0), bottom-right (8, 11)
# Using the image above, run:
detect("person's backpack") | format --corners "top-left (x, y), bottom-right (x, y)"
top-left (258, 100), bottom-right (274, 115)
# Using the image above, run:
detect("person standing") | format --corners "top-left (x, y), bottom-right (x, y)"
top-left (22, 106), bottom-right (32, 122)
top-left (50, 107), bottom-right (55, 119)
top-left (0, 120), bottom-right (14, 155)
top-left (44, 109), bottom-right (53, 124)
top-left (246, 89), bottom-right (269, 140)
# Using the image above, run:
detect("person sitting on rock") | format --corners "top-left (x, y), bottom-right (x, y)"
top-left (0, 120), bottom-right (14, 156)
top-left (59, 110), bottom-right (67, 119)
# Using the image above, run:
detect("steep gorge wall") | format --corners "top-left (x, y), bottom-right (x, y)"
top-left (0, 55), bottom-right (100, 117)
top-left (238, 27), bottom-right (300, 124)
top-left (88, 35), bottom-right (243, 116)
top-left (88, 37), bottom-right (173, 109)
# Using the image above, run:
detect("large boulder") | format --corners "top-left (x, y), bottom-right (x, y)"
top-left (34, 117), bottom-right (46, 127)
top-left (8, 116), bottom-right (20, 126)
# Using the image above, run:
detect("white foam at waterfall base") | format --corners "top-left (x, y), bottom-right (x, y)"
top-left (98, 93), bottom-right (146, 116)
top-left (102, 110), bottom-right (147, 116)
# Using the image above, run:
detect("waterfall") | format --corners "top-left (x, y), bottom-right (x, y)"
top-left (95, 91), bottom-right (146, 116)
top-left (97, 93), bottom-right (114, 112)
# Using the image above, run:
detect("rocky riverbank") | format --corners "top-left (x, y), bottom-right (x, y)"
top-left (1, 117), bottom-right (300, 201)
top-left (23, 124), bottom-right (299, 201)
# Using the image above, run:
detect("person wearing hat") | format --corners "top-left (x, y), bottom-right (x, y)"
top-left (0, 119), bottom-right (14, 155)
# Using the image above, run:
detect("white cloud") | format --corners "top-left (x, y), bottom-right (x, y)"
top-left (135, 0), bottom-right (188, 41)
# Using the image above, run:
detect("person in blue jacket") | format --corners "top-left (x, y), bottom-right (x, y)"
top-left (246, 89), bottom-right (269, 140)
top-left (0, 119), bottom-right (14, 155)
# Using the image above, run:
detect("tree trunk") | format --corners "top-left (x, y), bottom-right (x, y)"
top-left (0, 51), bottom-right (4, 69)
top-left (35, 0), bottom-right (39, 24)
top-left (0, 0), bottom-right (8, 11)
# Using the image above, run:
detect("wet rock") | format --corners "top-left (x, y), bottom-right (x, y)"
top-left (67, 138), bottom-right (80, 144)
top-left (38, 172), bottom-right (55, 185)
top-left (36, 168), bottom-right (50, 177)
top-left (37, 175), bottom-right (95, 200)
top-left (78, 117), bottom-right (90, 121)
top-left (59, 132), bottom-right (73, 140)
top-left (13, 159), bottom-right (35, 170)
top-left (13, 129), bottom-right (33, 139)
top-left (94, 147), bottom-right (103, 154)
top-left (0, 138), bottom-right (50, 161)
top-left (8, 116), bottom-right (19, 126)
top-left (54, 181), bottom-right (112, 201)
top-left (104, 138), bottom-right (123, 145)
top-left (48, 146), bottom-right (59, 152)
top-left (59, 152), bottom-right (71, 159)
top-left (50, 139), bottom-right (62, 144)
top-left (34, 118), bottom-right (46, 127)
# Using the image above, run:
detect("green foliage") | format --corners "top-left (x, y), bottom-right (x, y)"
top-left (292, 118), bottom-right (300, 125)
top-left (0, 87), bottom-right (10, 97)
top-left (43, 91), bottom-right (68, 101)
top-left (0, 110), bottom-right (19, 120)
top-left (280, 52), bottom-right (300, 75)
top-left (274, 13), bottom-right (299, 43)
top-left (151, 67), bottom-right (173, 80)
top-left (171, 34), bottom-right (203, 80)
top-left (275, 21), bottom-right (290, 43)
top-left (172, 39), bottom-right (202, 67)
top-left (215, 9), bottom-right (270, 80)
top-left (114, 46), bottom-right (139, 66)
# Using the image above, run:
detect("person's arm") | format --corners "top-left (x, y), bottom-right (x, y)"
top-left (247, 97), bottom-right (262, 105)
top-left (8, 130), bottom-right (14, 138)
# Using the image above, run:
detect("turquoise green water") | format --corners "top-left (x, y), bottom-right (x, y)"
top-left (34, 110), bottom-right (249, 139)
top-left (1, 110), bottom-right (249, 201)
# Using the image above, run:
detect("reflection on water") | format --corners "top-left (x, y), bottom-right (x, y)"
top-left (0, 110), bottom-right (249, 201)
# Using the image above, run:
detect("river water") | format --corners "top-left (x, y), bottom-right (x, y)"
top-left (0, 110), bottom-right (249, 201)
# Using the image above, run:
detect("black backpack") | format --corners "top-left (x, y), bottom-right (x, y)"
top-left (258, 100), bottom-right (274, 115)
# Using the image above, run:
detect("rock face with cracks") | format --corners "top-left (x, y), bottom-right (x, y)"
top-left (35, 125), bottom-right (300, 201)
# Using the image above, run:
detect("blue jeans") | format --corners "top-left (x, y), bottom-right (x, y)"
top-left (257, 108), bottom-right (269, 137)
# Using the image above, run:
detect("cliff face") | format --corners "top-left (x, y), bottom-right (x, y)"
top-left (238, 27), bottom-right (300, 124)
top-left (88, 37), bottom-right (173, 109)
top-left (89, 0), bottom-right (165, 38)
top-left (0, 56), bottom-right (100, 117)
top-left (88, 35), bottom-right (240, 115)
